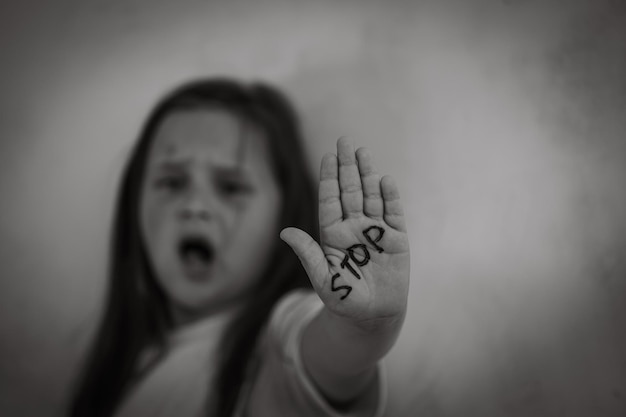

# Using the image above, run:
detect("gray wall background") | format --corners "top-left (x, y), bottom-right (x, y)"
top-left (1, 0), bottom-right (625, 416)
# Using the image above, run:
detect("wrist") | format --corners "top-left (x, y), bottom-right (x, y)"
top-left (321, 307), bottom-right (404, 360)
top-left (325, 302), bottom-right (406, 336)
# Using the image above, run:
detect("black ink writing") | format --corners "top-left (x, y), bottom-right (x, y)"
top-left (331, 225), bottom-right (386, 301)
top-left (347, 244), bottom-right (370, 266)
top-left (341, 254), bottom-right (361, 279)
top-left (339, 243), bottom-right (370, 280)
top-left (363, 226), bottom-right (385, 253)
top-left (331, 273), bottom-right (352, 300)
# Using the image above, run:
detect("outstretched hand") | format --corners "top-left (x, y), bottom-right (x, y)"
top-left (281, 137), bottom-right (410, 328)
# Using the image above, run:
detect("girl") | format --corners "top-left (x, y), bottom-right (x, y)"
top-left (69, 78), bottom-right (410, 417)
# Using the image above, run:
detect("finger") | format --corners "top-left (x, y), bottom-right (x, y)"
top-left (280, 227), bottom-right (328, 287)
top-left (319, 153), bottom-right (342, 228)
top-left (356, 147), bottom-right (383, 219)
top-left (381, 175), bottom-right (406, 232)
top-left (337, 137), bottom-right (363, 218)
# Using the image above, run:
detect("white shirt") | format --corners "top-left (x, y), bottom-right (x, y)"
top-left (114, 290), bottom-right (386, 417)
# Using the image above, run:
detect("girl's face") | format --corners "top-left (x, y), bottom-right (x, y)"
top-left (140, 107), bottom-right (282, 320)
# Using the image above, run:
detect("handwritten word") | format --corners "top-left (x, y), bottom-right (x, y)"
top-left (331, 226), bottom-right (385, 300)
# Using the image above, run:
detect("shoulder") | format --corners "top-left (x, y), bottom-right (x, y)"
top-left (266, 289), bottom-right (323, 351)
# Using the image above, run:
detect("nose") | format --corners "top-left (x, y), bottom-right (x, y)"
top-left (180, 191), bottom-right (212, 222)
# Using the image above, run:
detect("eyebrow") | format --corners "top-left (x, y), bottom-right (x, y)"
top-left (153, 159), bottom-right (252, 178)
top-left (213, 165), bottom-right (252, 180)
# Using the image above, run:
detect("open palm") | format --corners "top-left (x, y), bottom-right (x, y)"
top-left (281, 138), bottom-right (410, 324)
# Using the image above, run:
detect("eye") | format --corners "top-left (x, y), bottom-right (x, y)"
top-left (216, 178), bottom-right (253, 197)
top-left (155, 174), bottom-right (188, 192)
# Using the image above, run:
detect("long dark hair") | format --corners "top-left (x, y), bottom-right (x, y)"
top-left (69, 78), bottom-right (317, 417)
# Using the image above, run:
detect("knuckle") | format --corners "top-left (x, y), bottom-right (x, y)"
top-left (342, 184), bottom-right (362, 194)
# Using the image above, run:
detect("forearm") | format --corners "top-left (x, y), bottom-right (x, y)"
top-left (283, 138), bottom-right (410, 410)
top-left (301, 306), bottom-right (403, 406)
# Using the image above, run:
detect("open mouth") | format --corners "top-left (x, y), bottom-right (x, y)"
top-left (178, 235), bottom-right (215, 280)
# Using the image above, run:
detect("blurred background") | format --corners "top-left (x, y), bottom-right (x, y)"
top-left (1, 0), bottom-right (625, 416)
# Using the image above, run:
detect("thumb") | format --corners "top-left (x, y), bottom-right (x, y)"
top-left (280, 227), bottom-right (328, 285)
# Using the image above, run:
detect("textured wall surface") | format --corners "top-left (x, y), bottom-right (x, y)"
top-left (0, 1), bottom-right (625, 416)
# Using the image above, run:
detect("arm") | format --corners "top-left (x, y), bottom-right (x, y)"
top-left (280, 137), bottom-right (410, 410)
top-left (300, 306), bottom-right (402, 408)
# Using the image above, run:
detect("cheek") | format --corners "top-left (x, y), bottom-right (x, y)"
top-left (141, 194), bottom-right (172, 255)
top-left (227, 192), bottom-right (282, 273)
top-left (250, 184), bottom-right (281, 235)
